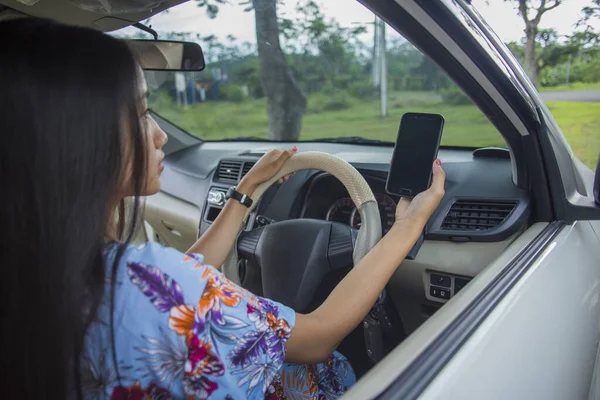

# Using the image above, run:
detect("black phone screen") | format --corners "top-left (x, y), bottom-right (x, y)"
top-left (385, 112), bottom-right (444, 197)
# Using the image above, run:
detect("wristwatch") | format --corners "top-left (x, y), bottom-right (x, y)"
top-left (225, 186), bottom-right (253, 208)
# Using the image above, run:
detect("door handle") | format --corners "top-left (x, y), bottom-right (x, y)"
top-left (161, 220), bottom-right (182, 237)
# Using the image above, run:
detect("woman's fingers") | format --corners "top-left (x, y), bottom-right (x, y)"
top-left (274, 146), bottom-right (298, 184)
top-left (277, 171), bottom-right (296, 184)
top-left (430, 159), bottom-right (446, 197)
top-left (275, 146), bottom-right (297, 169)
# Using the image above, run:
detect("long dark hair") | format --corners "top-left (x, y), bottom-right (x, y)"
top-left (0, 18), bottom-right (147, 398)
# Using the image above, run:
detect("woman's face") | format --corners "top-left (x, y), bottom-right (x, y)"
top-left (140, 75), bottom-right (168, 196)
top-left (121, 72), bottom-right (168, 198)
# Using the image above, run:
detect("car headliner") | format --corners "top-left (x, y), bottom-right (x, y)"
top-left (0, 0), bottom-right (185, 31)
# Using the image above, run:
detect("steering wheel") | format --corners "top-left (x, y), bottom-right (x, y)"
top-left (222, 151), bottom-right (382, 312)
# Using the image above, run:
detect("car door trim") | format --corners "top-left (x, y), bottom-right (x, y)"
top-left (376, 220), bottom-right (565, 399)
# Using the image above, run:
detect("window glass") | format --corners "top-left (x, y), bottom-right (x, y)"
top-left (113, 0), bottom-right (506, 149)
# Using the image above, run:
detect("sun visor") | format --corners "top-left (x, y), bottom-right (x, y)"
top-left (0, 9), bottom-right (29, 21)
top-left (68, 0), bottom-right (163, 15)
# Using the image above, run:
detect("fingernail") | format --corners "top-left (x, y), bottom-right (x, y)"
top-left (292, 146), bottom-right (298, 152)
top-left (435, 159), bottom-right (442, 166)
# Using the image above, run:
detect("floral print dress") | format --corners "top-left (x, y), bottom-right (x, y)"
top-left (83, 242), bottom-right (355, 399)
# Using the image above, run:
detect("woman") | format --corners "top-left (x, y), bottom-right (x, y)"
top-left (0, 18), bottom-right (445, 400)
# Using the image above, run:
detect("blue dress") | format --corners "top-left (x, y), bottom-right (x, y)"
top-left (82, 242), bottom-right (355, 399)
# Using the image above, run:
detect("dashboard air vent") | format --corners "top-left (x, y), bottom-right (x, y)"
top-left (441, 200), bottom-right (517, 231)
top-left (241, 162), bottom-right (255, 179)
top-left (216, 160), bottom-right (242, 182)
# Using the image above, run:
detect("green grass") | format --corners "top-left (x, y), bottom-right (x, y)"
top-left (545, 101), bottom-right (600, 169)
top-left (540, 82), bottom-right (600, 92)
top-left (151, 92), bottom-right (599, 169)
top-left (152, 92), bottom-right (504, 148)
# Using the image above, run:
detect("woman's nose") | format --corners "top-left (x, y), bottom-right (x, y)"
top-left (153, 124), bottom-right (168, 149)
top-left (158, 130), bottom-right (168, 148)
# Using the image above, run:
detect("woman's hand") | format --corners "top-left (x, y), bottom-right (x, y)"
top-left (238, 146), bottom-right (298, 194)
top-left (395, 159), bottom-right (446, 226)
top-left (286, 160), bottom-right (446, 364)
top-left (189, 146), bottom-right (298, 267)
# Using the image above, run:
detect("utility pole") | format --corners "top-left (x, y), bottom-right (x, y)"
top-left (371, 17), bottom-right (388, 117)
top-left (377, 18), bottom-right (388, 117)
top-left (565, 54), bottom-right (572, 87)
top-left (372, 16), bottom-right (380, 90)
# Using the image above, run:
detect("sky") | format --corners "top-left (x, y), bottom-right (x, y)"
top-left (115, 0), bottom-right (600, 45)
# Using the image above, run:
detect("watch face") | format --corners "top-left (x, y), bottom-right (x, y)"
top-left (239, 193), bottom-right (252, 207)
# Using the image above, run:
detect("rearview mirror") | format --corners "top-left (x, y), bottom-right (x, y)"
top-left (594, 154), bottom-right (600, 206)
top-left (126, 40), bottom-right (205, 71)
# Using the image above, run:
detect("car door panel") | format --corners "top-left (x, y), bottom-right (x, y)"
top-left (343, 223), bottom-right (549, 400)
top-left (387, 233), bottom-right (521, 335)
top-left (144, 191), bottom-right (200, 252)
top-left (418, 221), bottom-right (600, 400)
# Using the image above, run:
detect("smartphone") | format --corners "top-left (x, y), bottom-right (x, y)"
top-left (385, 112), bottom-right (444, 198)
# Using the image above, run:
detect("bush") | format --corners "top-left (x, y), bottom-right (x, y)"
top-left (250, 83), bottom-right (264, 98)
top-left (441, 86), bottom-right (471, 105)
top-left (219, 84), bottom-right (246, 103)
top-left (320, 83), bottom-right (341, 96)
top-left (349, 81), bottom-right (374, 99)
top-left (324, 96), bottom-right (352, 111)
top-left (540, 63), bottom-right (581, 87)
top-left (540, 67), bottom-right (565, 87)
top-left (308, 90), bottom-right (353, 113)
top-left (579, 58), bottom-right (600, 83)
top-left (148, 91), bottom-right (175, 113)
top-left (540, 58), bottom-right (600, 88)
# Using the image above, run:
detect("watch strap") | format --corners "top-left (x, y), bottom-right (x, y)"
top-left (226, 186), bottom-right (253, 208)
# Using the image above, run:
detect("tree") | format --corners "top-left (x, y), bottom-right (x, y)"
top-left (278, 0), bottom-right (367, 94)
top-left (195, 0), bottom-right (226, 18)
top-left (580, 0), bottom-right (600, 26)
top-left (506, 29), bottom-right (578, 86)
top-left (196, 0), bottom-right (306, 140)
top-left (536, 29), bottom-right (578, 69)
top-left (251, 0), bottom-right (307, 140)
top-left (505, 31), bottom-right (580, 86)
top-left (575, 0), bottom-right (600, 47)
top-left (506, 0), bottom-right (564, 86)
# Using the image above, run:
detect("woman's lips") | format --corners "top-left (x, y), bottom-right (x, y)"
top-left (157, 151), bottom-right (165, 173)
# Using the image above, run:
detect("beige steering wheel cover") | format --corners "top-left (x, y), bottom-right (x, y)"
top-left (244, 151), bottom-right (375, 221)
top-left (222, 151), bottom-right (382, 283)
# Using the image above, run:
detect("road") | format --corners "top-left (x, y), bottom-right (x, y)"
top-left (394, 90), bottom-right (600, 102)
top-left (540, 90), bottom-right (600, 102)
top-left (396, 90), bottom-right (600, 103)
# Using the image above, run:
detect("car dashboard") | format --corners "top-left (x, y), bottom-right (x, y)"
top-left (144, 140), bottom-right (531, 334)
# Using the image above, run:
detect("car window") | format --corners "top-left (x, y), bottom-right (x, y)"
top-left (112, 0), bottom-right (506, 148)
top-left (471, 1), bottom-right (600, 169)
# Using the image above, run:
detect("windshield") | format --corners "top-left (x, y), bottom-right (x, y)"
top-left (112, 0), bottom-right (506, 148)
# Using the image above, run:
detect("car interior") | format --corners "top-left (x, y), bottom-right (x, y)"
top-left (0, 0), bottom-right (547, 384)
top-left (147, 128), bottom-right (531, 377)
